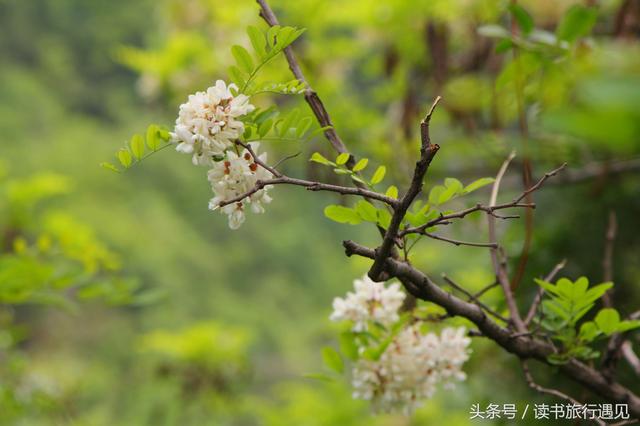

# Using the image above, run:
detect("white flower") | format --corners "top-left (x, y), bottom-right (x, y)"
top-left (329, 275), bottom-right (405, 331)
top-left (171, 80), bottom-right (255, 166)
top-left (351, 325), bottom-right (471, 414)
top-left (207, 143), bottom-right (273, 230)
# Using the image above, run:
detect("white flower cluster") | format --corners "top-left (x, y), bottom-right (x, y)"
top-left (352, 325), bottom-right (471, 414)
top-left (170, 80), bottom-right (272, 229)
top-left (329, 274), bottom-right (405, 332)
top-left (330, 275), bottom-right (472, 414)
top-left (207, 145), bottom-right (273, 230)
top-left (172, 80), bottom-right (255, 166)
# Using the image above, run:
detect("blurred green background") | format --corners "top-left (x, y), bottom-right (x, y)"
top-left (0, 0), bottom-right (639, 424)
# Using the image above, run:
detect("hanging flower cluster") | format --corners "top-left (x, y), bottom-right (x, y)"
top-left (170, 80), bottom-right (272, 229)
top-left (330, 275), bottom-right (472, 414)
top-left (330, 274), bottom-right (405, 332)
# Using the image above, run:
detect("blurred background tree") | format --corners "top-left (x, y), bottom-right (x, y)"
top-left (0, 0), bottom-right (638, 424)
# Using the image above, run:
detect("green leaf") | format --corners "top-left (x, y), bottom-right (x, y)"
top-left (355, 200), bottom-right (377, 223)
top-left (296, 117), bottom-right (312, 138)
top-left (444, 177), bottom-right (464, 194)
top-left (370, 166), bottom-right (386, 185)
top-left (543, 299), bottom-right (570, 321)
top-left (228, 65), bottom-right (246, 88)
top-left (595, 308), bottom-right (620, 335)
top-left (339, 332), bottom-right (359, 361)
top-left (310, 152), bottom-right (333, 166)
top-left (158, 127), bottom-right (171, 140)
top-left (579, 321), bottom-right (600, 342)
top-left (130, 134), bottom-right (145, 160)
top-left (535, 278), bottom-right (561, 296)
top-left (509, 4), bottom-right (534, 35)
top-left (428, 186), bottom-right (445, 205)
top-left (336, 153), bottom-right (350, 166)
top-left (353, 158), bottom-right (369, 172)
top-left (463, 177), bottom-right (495, 194)
top-left (385, 185), bottom-right (398, 199)
top-left (584, 282), bottom-right (613, 304)
top-left (231, 45), bottom-right (254, 74)
top-left (146, 124), bottom-right (160, 150)
top-left (572, 277), bottom-right (589, 297)
top-left (247, 25), bottom-right (266, 58)
top-left (321, 346), bottom-right (344, 374)
top-left (351, 174), bottom-right (366, 185)
top-left (377, 208), bottom-right (392, 229)
top-left (495, 38), bottom-right (514, 54)
top-left (266, 25), bottom-right (281, 49)
top-left (258, 119), bottom-right (273, 138)
top-left (324, 205), bottom-right (361, 225)
top-left (117, 149), bottom-right (132, 168)
top-left (617, 320), bottom-right (640, 333)
top-left (278, 108), bottom-right (300, 137)
top-left (100, 162), bottom-right (120, 173)
top-left (556, 5), bottom-right (597, 42)
top-left (438, 185), bottom-right (458, 205)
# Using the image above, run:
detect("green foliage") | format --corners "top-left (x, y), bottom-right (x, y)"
top-left (242, 107), bottom-right (324, 144)
top-left (535, 277), bottom-right (640, 364)
top-left (321, 346), bottom-right (344, 374)
top-left (102, 124), bottom-right (171, 172)
top-left (556, 5), bottom-right (598, 42)
top-left (0, 171), bottom-right (150, 307)
top-left (230, 25), bottom-right (306, 94)
top-left (428, 177), bottom-right (494, 207)
top-left (140, 321), bottom-right (252, 377)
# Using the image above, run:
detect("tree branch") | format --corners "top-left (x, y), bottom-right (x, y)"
top-left (621, 340), bottom-right (640, 377)
top-left (442, 273), bottom-right (508, 322)
top-left (488, 152), bottom-right (527, 332)
top-left (343, 239), bottom-right (640, 417)
top-left (368, 97), bottom-right (441, 281)
top-left (217, 175), bottom-right (398, 209)
top-left (256, 0), bottom-right (353, 164)
top-left (521, 362), bottom-right (608, 426)
top-left (602, 210), bottom-right (617, 307)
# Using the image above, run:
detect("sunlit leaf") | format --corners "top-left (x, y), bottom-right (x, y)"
top-left (130, 134), bottom-right (145, 160)
top-left (353, 158), bottom-right (369, 172)
top-left (231, 45), bottom-right (254, 74)
top-left (370, 166), bottom-right (386, 184)
top-left (321, 346), bottom-right (344, 374)
top-left (324, 205), bottom-right (361, 225)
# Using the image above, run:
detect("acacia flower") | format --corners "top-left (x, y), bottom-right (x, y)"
top-left (207, 143), bottom-right (273, 229)
top-left (351, 325), bottom-right (471, 414)
top-left (171, 80), bottom-right (255, 166)
top-left (329, 274), bottom-right (405, 331)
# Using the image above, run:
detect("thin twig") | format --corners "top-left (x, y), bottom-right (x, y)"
top-left (442, 274), bottom-right (508, 322)
top-left (473, 281), bottom-right (500, 299)
top-left (488, 152), bottom-right (527, 332)
top-left (273, 151), bottom-right (301, 170)
top-left (217, 175), bottom-right (398, 208)
top-left (368, 97), bottom-right (441, 281)
top-left (400, 202), bottom-right (535, 236)
top-left (256, 0), bottom-right (353, 165)
top-left (521, 362), bottom-right (607, 426)
top-left (513, 163), bottom-right (567, 203)
top-left (215, 142), bottom-right (399, 208)
top-left (423, 231), bottom-right (498, 248)
top-left (621, 341), bottom-right (640, 377)
top-left (602, 211), bottom-right (617, 307)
